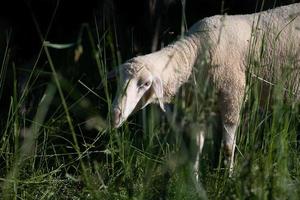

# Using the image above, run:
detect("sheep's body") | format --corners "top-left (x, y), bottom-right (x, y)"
top-left (112, 3), bottom-right (300, 179)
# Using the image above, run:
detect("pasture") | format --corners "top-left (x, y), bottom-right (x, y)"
top-left (0, 1), bottom-right (300, 199)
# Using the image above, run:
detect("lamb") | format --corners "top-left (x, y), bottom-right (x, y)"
top-left (111, 3), bottom-right (300, 179)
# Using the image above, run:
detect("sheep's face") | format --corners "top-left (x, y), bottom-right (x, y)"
top-left (112, 62), bottom-right (165, 128)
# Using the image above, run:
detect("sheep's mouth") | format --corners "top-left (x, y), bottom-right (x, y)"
top-left (113, 100), bottom-right (145, 128)
top-left (112, 106), bottom-right (137, 128)
top-left (112, 108), bottom-right (124, 128)
top-left (113, 120), bottom-right (123, 128)
top-left (113, 90), bottom-right (152, 128)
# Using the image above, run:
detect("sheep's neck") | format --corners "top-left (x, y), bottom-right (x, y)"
top-left (156, 34), bottom-right (200, 102)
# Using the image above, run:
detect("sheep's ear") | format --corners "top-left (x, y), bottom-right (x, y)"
top-left (152, 76), bottom-right (166, 112)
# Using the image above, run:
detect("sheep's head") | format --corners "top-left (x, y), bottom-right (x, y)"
top-left (112, 58), bottom-right (165, 128)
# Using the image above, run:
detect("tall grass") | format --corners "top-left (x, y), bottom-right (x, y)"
top-left (1, 2), bottom-right (300, 200)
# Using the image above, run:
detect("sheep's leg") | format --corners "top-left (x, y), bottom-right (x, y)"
top-left (222, 123), bottom-right (238, 175)
top-left (218, 76), bottom-right (245, 176)
top-left (192, 130), bottom-right (205, 181)
top-left (187, 124), bottom-right (205, 181)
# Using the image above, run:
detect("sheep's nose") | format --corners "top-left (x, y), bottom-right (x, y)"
top-left (113, 108), bottom-right (121, 127)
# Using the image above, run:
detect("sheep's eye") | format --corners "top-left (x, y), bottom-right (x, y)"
top-left (138, 79), bottom-right (151, 90)
top-left (143, 81), bottom-right (151, 87)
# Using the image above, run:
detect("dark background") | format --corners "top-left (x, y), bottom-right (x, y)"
top-left (1, 0), bottom-right (299, 63)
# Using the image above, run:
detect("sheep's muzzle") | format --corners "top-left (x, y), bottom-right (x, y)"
top-left (112, 108), bottom-right (121, 128)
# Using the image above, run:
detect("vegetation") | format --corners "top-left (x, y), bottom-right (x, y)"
top-left (0, 2), bottom-right (300, 200)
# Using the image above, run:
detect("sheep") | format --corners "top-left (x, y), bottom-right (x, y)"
top-left (111, 3), bottom-right (300, 180)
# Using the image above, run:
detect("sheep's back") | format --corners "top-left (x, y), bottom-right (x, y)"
top-left (189, 3), bottom-right (300, 99)
top-left (248, 4), bottom-right (300, 99)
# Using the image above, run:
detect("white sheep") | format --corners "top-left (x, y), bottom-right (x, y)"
top-left (111, 3), bottom-right (300, 180)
